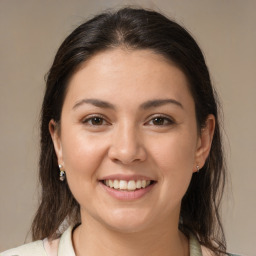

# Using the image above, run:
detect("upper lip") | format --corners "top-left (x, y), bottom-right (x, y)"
top-left (99, 174), bottom-right (156, 181)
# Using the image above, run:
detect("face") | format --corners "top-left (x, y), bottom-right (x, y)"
top-left (50, 49), bottom-right (214, 234)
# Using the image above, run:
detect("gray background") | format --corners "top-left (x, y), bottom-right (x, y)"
top-left (0, 0), bottom-right (255, 255)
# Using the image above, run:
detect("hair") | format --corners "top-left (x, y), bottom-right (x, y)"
top-left (31, 7), bottom-right (227, 255)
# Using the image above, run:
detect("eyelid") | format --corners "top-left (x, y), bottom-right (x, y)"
top-left (144, 114), bottom-right (176, 126)
top-left (81, 113), bottom-right (175, 126)
top-left (81, 114), bottom-right (110, 125)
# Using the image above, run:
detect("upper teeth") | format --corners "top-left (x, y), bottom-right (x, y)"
top-left (104, 180), bottom-right (151, 191)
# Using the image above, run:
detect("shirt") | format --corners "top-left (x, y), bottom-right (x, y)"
top-left (0, 226), bottom-right (238, 256)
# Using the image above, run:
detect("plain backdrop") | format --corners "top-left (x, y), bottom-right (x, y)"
top-left (0, 0), bottom-right (255, 255)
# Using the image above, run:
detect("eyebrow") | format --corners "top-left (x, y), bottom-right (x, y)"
top-left (140, 99), bottom-right (183, 109)
top-left (73, 99), bottom-right (115, 110)
top-left (72, 98), bottom-right (183, 110)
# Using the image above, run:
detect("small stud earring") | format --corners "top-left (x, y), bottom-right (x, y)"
top-left (196, 165), bottom-right (200, 173)
top-left (59, 164), bottom-right (66, 181)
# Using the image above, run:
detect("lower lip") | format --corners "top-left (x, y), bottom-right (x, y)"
top-left (99, 182), bottom-right (155, 200)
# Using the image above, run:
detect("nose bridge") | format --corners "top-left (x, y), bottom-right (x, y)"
top-left (108, 120), bottom-right (146, 164)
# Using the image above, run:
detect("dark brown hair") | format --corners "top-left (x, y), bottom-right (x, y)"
top-left (32, 7), bottom-right (226, 254)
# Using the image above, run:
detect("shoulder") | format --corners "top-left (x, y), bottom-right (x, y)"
top-left (190, 234), bottom-right (241, 256)
top-left (201, 245), bottom-right (242, 256)
top-left (0, 226), bottom-right (74, 256)
top-left (0, 240), bottom-right (47, 256)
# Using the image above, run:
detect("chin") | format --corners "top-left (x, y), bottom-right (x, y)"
top-left (99, 208), bottom-right (153, 233)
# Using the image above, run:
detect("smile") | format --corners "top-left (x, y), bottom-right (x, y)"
top-left (99, 175), bottom-right (156, 200)
top-left (103, 179), bottom-right (152, 191)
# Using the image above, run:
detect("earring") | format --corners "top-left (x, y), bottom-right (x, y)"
top-left (196, 165), bottom-right (200, 173)
top-left (59, 164), bottom-right (66, 181)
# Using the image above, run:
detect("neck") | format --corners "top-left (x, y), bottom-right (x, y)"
top-left (73, 215), bottom-right (189, 256)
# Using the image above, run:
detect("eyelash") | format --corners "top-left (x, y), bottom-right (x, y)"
top-left (82, 114), bottom-right (175, 127)
top-left (82, 114), bottom-right (109, 126)
top-left (145, 115), bottom-right (175, 126)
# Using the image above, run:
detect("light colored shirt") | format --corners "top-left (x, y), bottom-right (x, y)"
top-left (0, 226), bottom-right (238, 256)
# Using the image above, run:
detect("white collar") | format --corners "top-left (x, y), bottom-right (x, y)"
top-left (46, 226), bottom-right (203, 256)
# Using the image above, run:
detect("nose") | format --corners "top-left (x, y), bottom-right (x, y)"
top-left (108, 123), bottom-right (147, 165)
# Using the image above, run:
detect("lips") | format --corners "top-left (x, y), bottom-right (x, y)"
top-left (104, 179), bottom-right (151, 191)
top-left (99, 175), bottom-right (156, 200)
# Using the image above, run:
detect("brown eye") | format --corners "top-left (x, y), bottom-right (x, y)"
top-left (152, 117), bottom-right (165, 125)
top-left (82, 116), bottom-right (107, 126)
top-left (147, 116), bottom-right (174, 126)
top-left (90, 117), bottom-right (104, 125)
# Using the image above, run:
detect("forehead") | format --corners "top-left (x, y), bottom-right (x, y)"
top-left (63, 48), bottom-right (194, 109)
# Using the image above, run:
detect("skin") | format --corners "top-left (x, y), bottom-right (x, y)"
top-left (50, 48), bottom-right (215, 256)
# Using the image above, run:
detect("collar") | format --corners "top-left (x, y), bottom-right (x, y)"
top-left (58, 226), bottom-right (76, 256)
top-left (58, 226), bottom-right (203, 256)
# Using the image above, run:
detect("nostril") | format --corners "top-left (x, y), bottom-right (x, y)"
top-left (110, 154), bottom-right (141, 165)
top-left (108, 135), bottom-right (147, 164)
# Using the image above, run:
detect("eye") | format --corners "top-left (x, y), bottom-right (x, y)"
top-left (82, 115), bottom-right (109, 126)
top-left (146, 115), bottom-right (175, 126)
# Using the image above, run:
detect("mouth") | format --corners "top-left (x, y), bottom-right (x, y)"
top-left (100, 179), bottom-right (156, 191)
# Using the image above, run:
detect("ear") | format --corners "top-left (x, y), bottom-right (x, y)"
top-left (49, 119), bottom-right (63, 165)
top-left (194, 114), bottom-right (215, 172)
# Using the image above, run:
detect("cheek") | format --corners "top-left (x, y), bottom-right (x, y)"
top-left (59, 130), bottom-right (111, 209)
top-left (60, 130), bottom-right (108, 187)
top-left (151, 130), bottom-right (197, 171)
top-left (149, 130), bottom-right (197, 197)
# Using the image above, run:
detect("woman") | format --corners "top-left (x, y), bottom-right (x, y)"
top-left (1, 7), bottom-right (237, 256)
